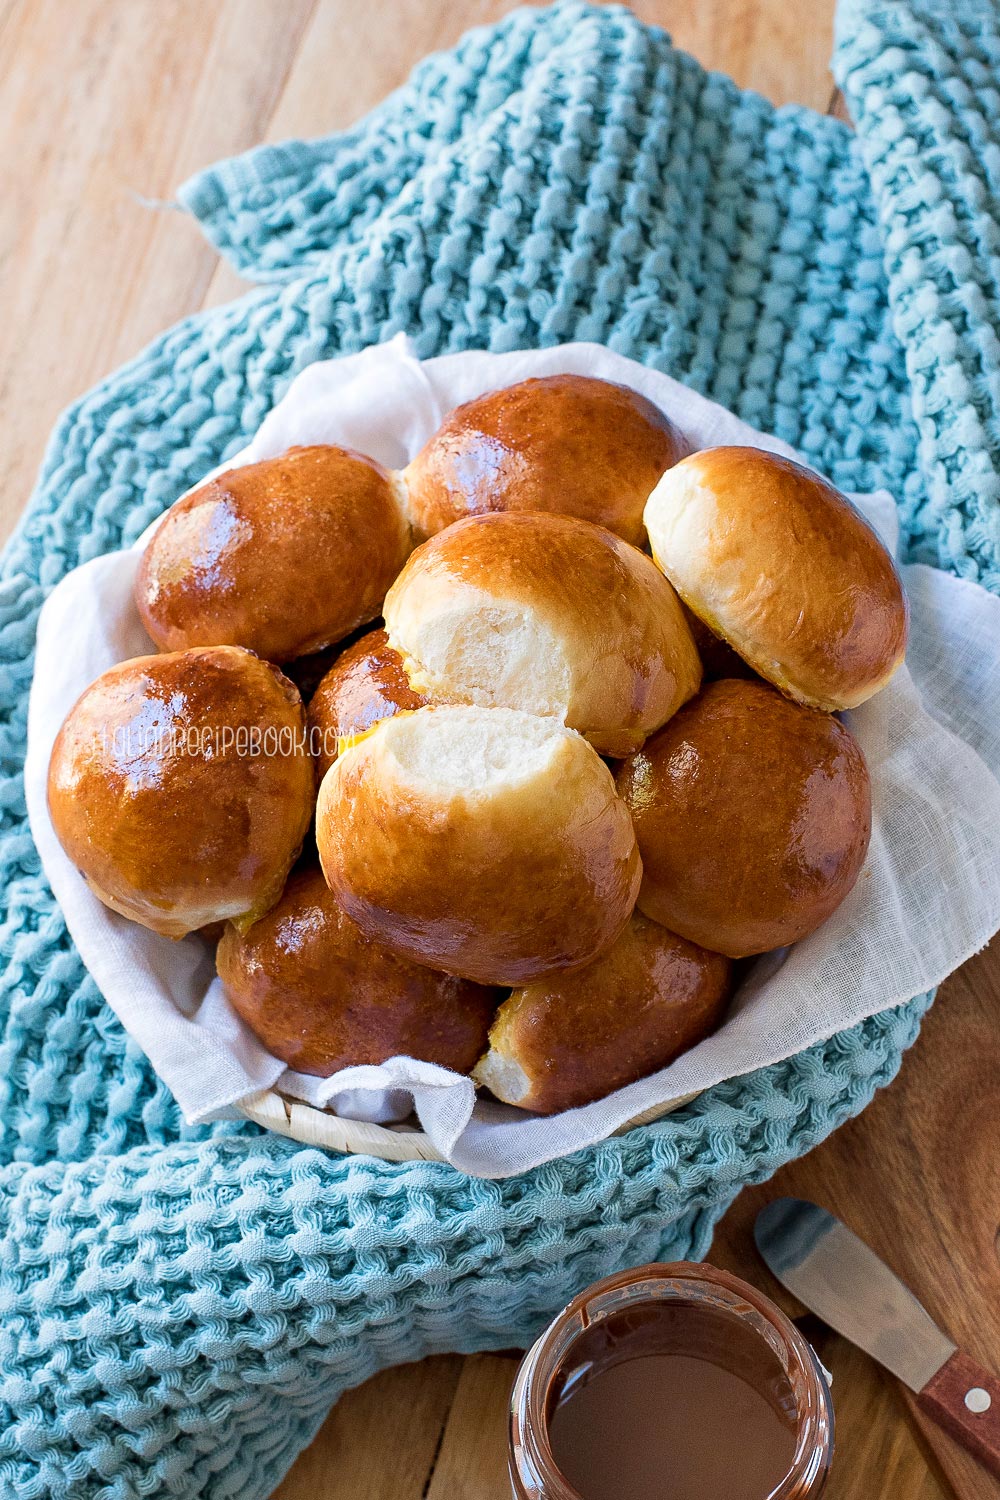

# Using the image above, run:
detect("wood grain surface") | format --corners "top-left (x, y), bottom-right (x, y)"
top-left (3, 4), bottom-right (995, 1499)
top-left (712, 945), bottom-right (1000, 1500)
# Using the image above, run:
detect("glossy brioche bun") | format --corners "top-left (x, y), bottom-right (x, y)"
top-left (383, 512), bottom-right (701, 757)
top-left (47, 647), bottom-right (314, 938)
top-left (136, 445), bottom-right (411, 662)
top-left (308, 628), bottom-right (426, 779)
top-left (616, 679), bottom-right (872, 958)
top-left (316, 705), bottom-right (641, 986)
top-left (474, 912), bottom-right (731, 1114)
top-left (401, 374), bottom-right (687, 545)
top-left (217, 865), bottom-right (497, 1076)
top-left (644, 447), bottom-right (908, 710)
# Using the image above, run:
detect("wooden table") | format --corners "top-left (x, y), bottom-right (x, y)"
top-left (3, 4), bottom-right (996, 1498)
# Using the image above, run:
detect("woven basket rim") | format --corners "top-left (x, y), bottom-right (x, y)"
top-left (236, 1086), bottom-right (701, 1162)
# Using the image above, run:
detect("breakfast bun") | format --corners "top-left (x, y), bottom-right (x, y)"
top-left (615, 678), bottom-right (872, 957)
top-left (643, 447), bottom-right (909, 710)
top-left (47, 647), bottom-right (315, 938)
top-left (402, 373), bottom-right (687, 545)
top-left (217, 865), bottom-right (498, 1075)
top-left (45, 373), bottom-right (914, 1132)
top-left (316, 705), bottom-right (641, 985)
top-left (474, 911), bottom-right (732, 1114)
top-left (136, 445), bottom-right (411, 662)
top-left (307, 627), bottom-right (426, 778)
top-left (383, 512), bottom-right (701, 756)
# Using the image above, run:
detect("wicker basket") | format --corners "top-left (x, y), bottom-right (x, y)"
top-left (237, 1087), bottom-right (700, 1162)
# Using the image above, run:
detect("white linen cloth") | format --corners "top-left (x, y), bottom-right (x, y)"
top-left (23, 336), bottom-right (1000, 1178)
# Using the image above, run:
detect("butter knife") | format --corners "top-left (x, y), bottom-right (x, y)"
top-left (755, 1197), bottom-right (1000, 1479)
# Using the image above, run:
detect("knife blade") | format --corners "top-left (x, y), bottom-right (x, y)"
top-left (755, 1196), bottom-right (953, 1390)
top-left (754, 1198), bottom-right (1000, 1479)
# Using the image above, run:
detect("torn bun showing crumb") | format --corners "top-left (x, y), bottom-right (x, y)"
top-left (383, 511), bottom-right (701, 757)
top-left (315, 704), bottom-right (641, 986)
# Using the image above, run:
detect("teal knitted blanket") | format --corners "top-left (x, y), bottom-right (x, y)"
top-left (3, 1), bottom-right (997, 1494)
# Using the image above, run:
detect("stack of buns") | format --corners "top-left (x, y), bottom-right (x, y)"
top-left (47, 372), bottom-right (908, 1117)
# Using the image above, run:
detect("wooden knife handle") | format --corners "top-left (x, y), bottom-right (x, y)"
top-left (918, 1351), bottom-right (1000, 1478)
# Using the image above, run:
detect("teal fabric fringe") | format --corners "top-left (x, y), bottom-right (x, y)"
top-left (2, 0), bottom-right (996, 1493)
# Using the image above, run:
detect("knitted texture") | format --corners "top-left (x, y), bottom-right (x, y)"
top-left (1, 1), bottom-right (996, 1493)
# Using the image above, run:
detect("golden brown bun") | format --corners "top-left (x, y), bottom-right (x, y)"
top-left (383, 512), bottom-right (701, 757)
top-left (308, 628), bottom-right (426, 779)
top-left (316, 705), bottom-right (641, 986)
top-left (474, 912), bottom-right (731, 1114)
top-left (217, 865), bottom-right (497, 1075)
top-left (136, 445), bottom-right (411, 662)
top-left (615, 678), bottom-right (872, 957)
top-left (402, 374), bottom-right (687, 545)
top-left (47, 647), bottom-right (315, 937)
top-left (644, 447), bottom-right (909, 710)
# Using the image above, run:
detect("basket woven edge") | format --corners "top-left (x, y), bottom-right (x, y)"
top-left (237, 1087), bottom-right (702, 1162)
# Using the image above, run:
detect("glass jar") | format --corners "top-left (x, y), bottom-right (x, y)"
top-left (509, 1261), bottom-right (834, 1500)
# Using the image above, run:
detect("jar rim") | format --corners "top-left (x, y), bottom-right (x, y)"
top-left (509, 1260), bottom-right (834, 1500)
